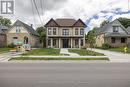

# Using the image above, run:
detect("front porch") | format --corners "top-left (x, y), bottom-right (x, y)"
top-left (106, 37), bottom-right (130, 47)
top-left (47, 37), bottom-right (85, 48)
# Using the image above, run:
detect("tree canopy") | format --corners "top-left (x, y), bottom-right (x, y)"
top-left (36, 26), bottom-right (46, 47)
top-left (0, 16), bottom-right (11, 26)
top-left (117, 17), bottom-right (130, 28)
top-left (100, 20), bottom-right (109, 27)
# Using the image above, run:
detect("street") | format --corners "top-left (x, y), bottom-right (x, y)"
top-left (0, 62), bottom-right (130, 87)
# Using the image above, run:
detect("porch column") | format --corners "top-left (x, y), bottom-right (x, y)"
top-left (79, 38), bottom-right (81, 49)
top-left (51, 38), bottom-right (53, 48)
top-left (59, 38), bottom-right (61, 48)
top-left (71, 38), bottom-right (72, 48)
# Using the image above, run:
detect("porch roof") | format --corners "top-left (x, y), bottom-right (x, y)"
top-left (105, 33), bottom-right (130, 37)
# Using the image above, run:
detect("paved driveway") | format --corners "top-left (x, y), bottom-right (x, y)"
top-left (0, 52), bottom-right (23, 62)
top-left (87, 48), bottom-right (130, 62)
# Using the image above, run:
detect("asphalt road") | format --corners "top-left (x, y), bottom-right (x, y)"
top-left (0, 62), bottom-right (130, 87)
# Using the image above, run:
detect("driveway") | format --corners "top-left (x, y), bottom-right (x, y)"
top-left (87, 48), bottom-right (130, 62)
top-left (0, 52), bottom-right (23, 62)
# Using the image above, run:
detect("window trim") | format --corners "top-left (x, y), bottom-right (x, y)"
top-left (80, 28), bottom-right (84, 35)
top-left (113, 26), bottom-right (119, 32)
top-left (75, 28), bottom-right (78, 35)
top-left (53, 28), bottom-right (57, 35)
top-left (62, 29), bottom-right (69, 36)
top-left (111, 37), bottom-right (116, 43)
top-left (48, 28), bottom-right (52, 35)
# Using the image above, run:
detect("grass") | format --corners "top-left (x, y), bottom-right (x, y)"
top-left (108, 47), bottom-right (130, 53)
top-left (10, 57), bottom-right (109, 61)
top-left (0, 48), bottom-right (12, 54)
top-left (22, 48), bottom-right (60, 56)
top-left (68, 49), bottom-right (104, 56)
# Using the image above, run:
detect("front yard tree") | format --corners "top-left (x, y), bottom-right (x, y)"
top-left (100, 20), bottom-right (109, 27)
top-left (36, 26), bottom-right (46, 48)
top-left (0, 16), bottom-right (11, 27)
top-left (86, 27), bottom-right (96, 48)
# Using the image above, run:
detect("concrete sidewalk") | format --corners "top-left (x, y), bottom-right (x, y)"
top-left (87, 48), bottom-right (130, 62)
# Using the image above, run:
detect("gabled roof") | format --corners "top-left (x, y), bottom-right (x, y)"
top-left (11, 20), bottom-right (39, 36)
top-left (96, 19), bottom-right (129, 36)
top-left (0, 25), bottom-right (8, 34)
top-left (45, 18), bottom-right (87, 27)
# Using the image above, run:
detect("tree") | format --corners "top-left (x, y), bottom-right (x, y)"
top-left (100, 20), bottom-right (109, 27)
top-left (86, 27), bottom-right (97, 48)
top-left (36, 26), bottom-right (46, 48)
top-left (117, 17), bottom-right (130, 28)
top-left (0, 16), bottom-right (11, 26)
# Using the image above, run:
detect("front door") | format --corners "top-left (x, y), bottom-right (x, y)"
top-left (63, 39), bottom-right (69, 48)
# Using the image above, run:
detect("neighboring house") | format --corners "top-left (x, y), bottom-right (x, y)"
top-left (6, 20), bottom-right (39, 47)
top-left (0, 25), bottom-right (8, 47)
top-left (95, 19), bottom-right (130, 47)
top-left (45, 18), bottom-right (87, 48)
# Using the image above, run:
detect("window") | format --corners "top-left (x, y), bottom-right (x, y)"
top-left (53, 39), bottom-right (56, 46)
top-left (48, 28), bottom-right (52, 35)
top-left (121, 38), bottom-right (126, 43)
top-left (53, 28), bottom-right (56, 35)
top-left (75, 28), bottom-right (78, 35)
top-left (111, 37), bottom-right (116, 43)
top-left (75, 39), bottom-right (79, 46)
top-left (16, 26), bottom-right (21, 33)
top-left (113, 26), bottom-right (119, 32)
top-left (48, 39), bottom-right (51, 46)
top-left (62, 29), bottom-right (69, 35)
top-left (80, 29), bottom-right (84, 35)
top-left (81, 39), bottom-right (84, 46)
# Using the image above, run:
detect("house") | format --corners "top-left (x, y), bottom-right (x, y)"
top-left (95, 19), bottom-right (130, 47)
top-left (0, 25), bottom-right (8, 47)
top-left (45, 18), bottom-right (87, 48)
top-left (6, 20), bottom-right (39, 47)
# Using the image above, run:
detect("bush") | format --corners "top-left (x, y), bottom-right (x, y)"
top-left (7, 43), bottom-right (15, 48)
top-left (102, 43), bottom-right (110, 49)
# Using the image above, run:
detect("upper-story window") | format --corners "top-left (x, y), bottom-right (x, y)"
top-left (48, 28), bottom-right (52, 35)
top-left (80, 28), bottom-right (84, 35)
top-left (53, 28), bottom-right (57, 35)
top-left (62, 29), bottom-right (69, 35)
top-left (113, 26), bottom-right (119, 32)
top-left (16, 26), bottom-right (21, 33)
top-left (75, 28), bottom-right (78, 35)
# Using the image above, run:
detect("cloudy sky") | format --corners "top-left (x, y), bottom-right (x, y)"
top-left (1, 0), bottom-right (130, 32)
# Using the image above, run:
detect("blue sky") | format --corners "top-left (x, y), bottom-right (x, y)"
top-left (1, 0), bottom-right (130, 32)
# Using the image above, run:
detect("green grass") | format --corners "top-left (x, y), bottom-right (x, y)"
top-left (68, 49), bottom-right (104, 56)
top-left (22, 48), bottom-right (60, 56)
top-left (108, 47), bottom-right (130, 53)
top-left (10, 57), bottom-right (109, 61)
top-left (0, 48), bottom-right (12, 54)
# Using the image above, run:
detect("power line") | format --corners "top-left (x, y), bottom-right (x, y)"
top-left (31, 0), bottom-right (36, 27)
top-left (32, 0), bottom-right (43, 25)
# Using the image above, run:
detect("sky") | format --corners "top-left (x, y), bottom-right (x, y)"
top-left (1, 0), bottom-right (130, 33)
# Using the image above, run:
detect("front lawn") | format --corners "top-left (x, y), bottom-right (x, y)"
top-left (108, 47), bottom-right (130, 53)
top-left (22, 48), bottom-right (60, 56)
top-left (0, 48), bottom-right (12, 54)
top-left (68, 49), bottom-right (104, 56)
top-left (10, 57), bottom-right (109, 61)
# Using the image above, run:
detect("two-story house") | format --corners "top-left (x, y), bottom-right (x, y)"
top-left (95, 19), bottom-right (130, 47)
top-left (6, 20), bottom-right (39, 47)
top-left (45, 18), bottom-right (87, 48)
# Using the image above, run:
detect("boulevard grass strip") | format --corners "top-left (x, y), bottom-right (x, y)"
top-left (69, 49), bottom-right (104, 56)
top-left (10, 57), bottom-right (109, 61)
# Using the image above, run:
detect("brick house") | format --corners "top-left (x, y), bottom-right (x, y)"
top-left (6, 20), bottom-right (39, 47)
top-left (45, 18), bottom-right (87, 48)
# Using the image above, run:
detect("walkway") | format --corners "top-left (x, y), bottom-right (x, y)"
top-left (87, 48), bottom-right (130, 62)
top-left (60, 48), bottom-right (80, 56)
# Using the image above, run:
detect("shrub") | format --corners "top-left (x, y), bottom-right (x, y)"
top-left (7, 43), bottom-right (15, 48)
top-left (102, 43), bottom-right (110, 49)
